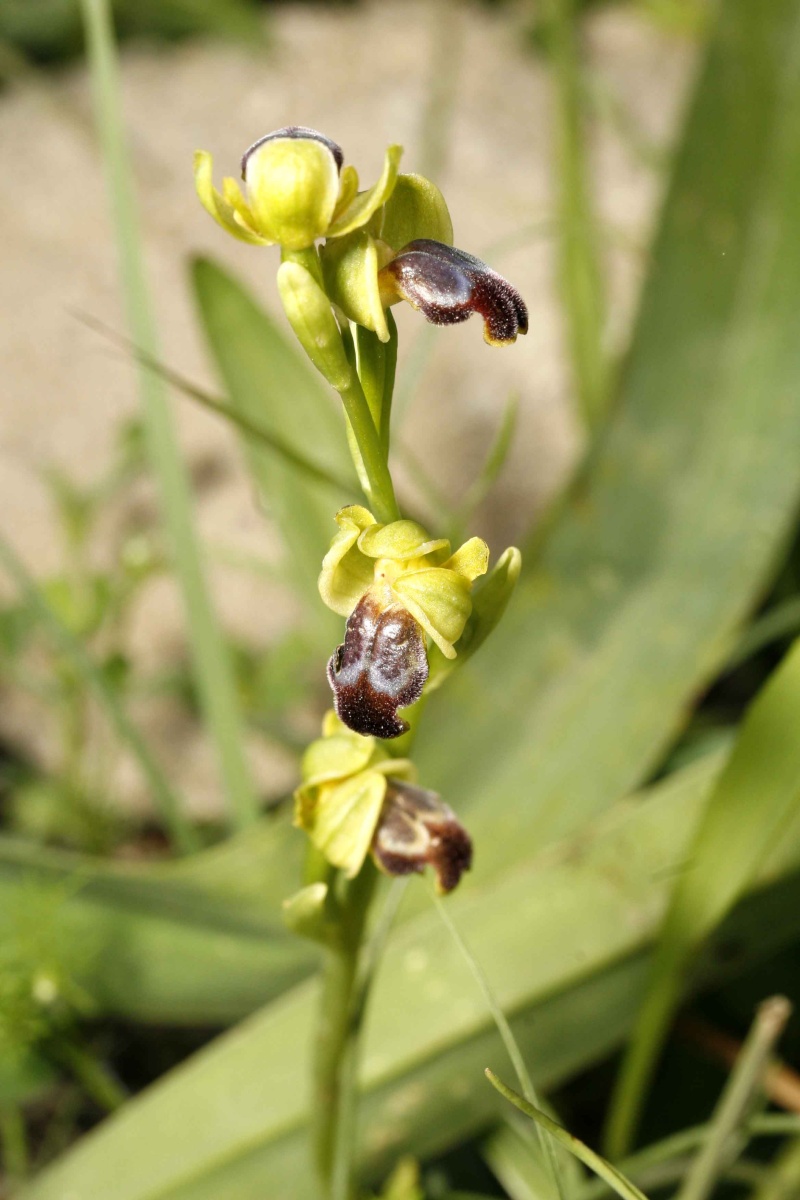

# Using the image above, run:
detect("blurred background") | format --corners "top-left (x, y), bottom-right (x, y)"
top-left (7, 2), bottom-right (800, 1199)
top-left (0, 0), bottom-right (695, 817)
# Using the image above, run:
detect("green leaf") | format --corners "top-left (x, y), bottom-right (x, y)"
top-left (21, 748), bottom-right (800, 1200)
top-left (607, 637), bottom-right (800, 1157)
top-left (0, 820), bottom-right (313, 1024)
top-left (191, 256), bottom-right (351, 614)
top-left (415, 0), bottom-right (800, 891)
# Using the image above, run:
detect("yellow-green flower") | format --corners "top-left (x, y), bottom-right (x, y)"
top-left (319, 506), bottom-right (489, 738)
top-left (294, 711), bottom-right (415, 878)
top-left (194, 126), bottom-right (402, 252)
top-left (295, 713), bottom-right (472, 892)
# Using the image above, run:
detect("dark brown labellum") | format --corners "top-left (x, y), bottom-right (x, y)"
top-left (379, 238), bottom-right (528, 345)
top-left (241, 126), bottom-right (344, 180)
top-left (327, 592), bottom-right (429, 739)
top-left (372, 780), bottom-right (473, 894)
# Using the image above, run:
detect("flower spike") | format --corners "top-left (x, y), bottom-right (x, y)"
top-left (379, 238), bottom-right (529, 345)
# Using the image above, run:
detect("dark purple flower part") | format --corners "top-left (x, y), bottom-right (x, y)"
top-left (327, 591), bottom-right (429, 739)
top-left (241, 126), bottom-right (344, 180)
top-left (378, 238), bottom-right (528, 346)
top-left (372, 780), bottom-right (473, 894)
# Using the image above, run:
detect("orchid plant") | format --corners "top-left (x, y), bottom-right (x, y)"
top-left (195, 125), bottom-right (527, 1198)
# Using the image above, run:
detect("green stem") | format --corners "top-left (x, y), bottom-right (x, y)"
top-left (337, 375), bottom-right (400, 523)
top-left (56, 1039), bottom-right (128, 1113)
top-left (313, 864), bottom-right (378, 1199)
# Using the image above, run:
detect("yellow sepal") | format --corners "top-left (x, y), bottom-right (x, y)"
top-left (193, 151), bottom-right (272, 246)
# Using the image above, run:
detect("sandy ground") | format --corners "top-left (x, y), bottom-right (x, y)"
top-left (0, 0), bottom-right (696, 815)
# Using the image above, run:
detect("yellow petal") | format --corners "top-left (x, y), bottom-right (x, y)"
top-left (310, 771), bottom-right (388, 877)
top-left (318, 505), bottom-right (378, 616)
top-left (333, 164), bottom-right (359, 221)
top-left (300, 732), bottom-right (376, 788)
top-left (193, 151), bottom-right (272, 246)
top-left (327, 144), bottom-right (403, 238)
top-left (444, 536), bottom-right (490, 582)
top-left (221, 176), bottom-right (260, 234)
top-left (392, 567), bottom-right (473, 659)
top-left (357, 519), bottom-right (449, 561)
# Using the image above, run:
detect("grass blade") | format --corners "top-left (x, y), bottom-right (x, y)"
top-left (76, 313), bottom-right (358, 495)
top-left (485, 1071), bottom-right (647, 1200)
top-left (79, 0), bottom-right (257, 829)
top-left (24, 749), bottom-right (800, 1198)
top-left (544, 0), bottom-right (609, 429)
top-left (675, 996), bottom-right (792, 1200)
top-left (0, 535), bottom-right (197, 855)
top-left (607, 638), bottom-right (800, 1157)
top-left (433, 892), bottom-right (568, 1200)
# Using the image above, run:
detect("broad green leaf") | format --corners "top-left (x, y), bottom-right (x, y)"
top-left (0, 821), bottom-right (314, 1024)
top-left (416, 0), bottom-right (800, 888)
top-left (191, 256), bottom-right (351, 613)
top-left (607, 637), bottom-right (800, 1156)
top-left (22, 749), bottom-right (800, 1200)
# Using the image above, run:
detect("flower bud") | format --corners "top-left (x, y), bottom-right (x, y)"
top-left (240, 127), bottom-right (342, 250)
top-left (195, 130), bottom-right (402, 251)
top-left (372, 780), bottom-right (473, 894)
top-left (379, 239), bottom-right (529, 346)
top-left (276, 261), bottom-right (352, 390)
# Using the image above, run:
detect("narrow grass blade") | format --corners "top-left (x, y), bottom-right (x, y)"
top-left (577, 1116), bottom-right (800, 1200)
top-left (486, 1071), bottom-right (647, 1200)
top-left (544, 0), bottom-right (609, 429)
top-left (751, 1136), bottom-right (800, 1200)
top-left (0, 535), bottom-right (197, 855)
top-left (79, 0), bottom-right (257, 829)
top-left (607, 639), bottom-right (800, 1158)
top-left (726, 597), bottom-right (800, 671)
top-left (76, 313), bottom-right (358, 494)
top-left (675, 997), bottom-right (792, 1200)
top-left (433, 893), bottom-right (568, 1200)
top-left (453, 392), bottom-right (519, 536)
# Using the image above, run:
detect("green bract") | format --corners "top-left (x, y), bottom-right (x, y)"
top-left (318, 506), bottom-right (489, 659)
top-left (294, 712), bottom-right (415, 878)
top-left (194, 127), bottom-right (403, 252)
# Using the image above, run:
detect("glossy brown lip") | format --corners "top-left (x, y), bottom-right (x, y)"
top-left (372, 780), bottom-right (473, 893)
top-left (379, 238), bottom-right (529, 345)
top-left (240, 126), bottom-right (344, 180)
top-left (327, 592), bottom-right (429, 739)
